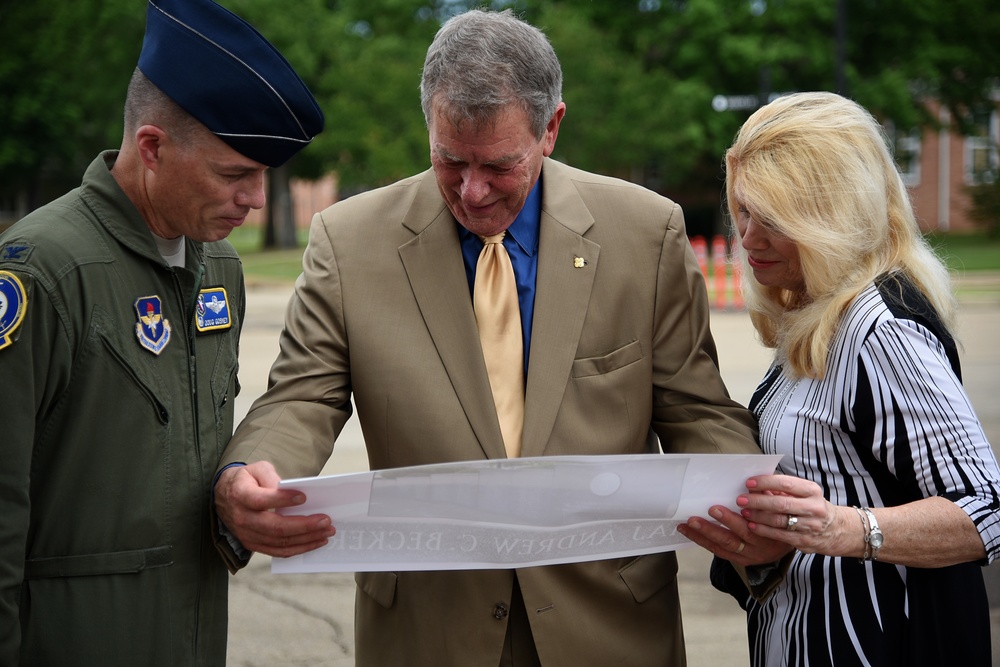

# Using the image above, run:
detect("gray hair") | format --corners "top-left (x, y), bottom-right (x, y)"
top-left (420, 9), bottom-right (563, 139)
top-left (123, 68), bottom-right (205, 147)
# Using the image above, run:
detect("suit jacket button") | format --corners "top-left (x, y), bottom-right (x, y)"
top-left (493, 603), bottom-right (509, 620)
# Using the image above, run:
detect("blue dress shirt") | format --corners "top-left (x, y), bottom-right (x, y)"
top-left (459, 180), bottom-right (540, 372)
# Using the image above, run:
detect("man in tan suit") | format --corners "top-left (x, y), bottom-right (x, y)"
top-left (214, 9), bottom-right (759, 666)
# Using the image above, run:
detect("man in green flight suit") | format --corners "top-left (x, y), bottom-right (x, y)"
top-left (0, 0), bottom-right (323, 664)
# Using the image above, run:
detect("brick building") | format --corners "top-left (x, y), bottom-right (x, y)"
top-left (245, 173), bottom-right (339, 230)
top-left (890, 98), bottom-right (999, 233)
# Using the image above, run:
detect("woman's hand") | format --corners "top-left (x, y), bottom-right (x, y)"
top-left (737, 475), bottom-right (862, 558)
top-left (679, 504), bottom-right (795, 567)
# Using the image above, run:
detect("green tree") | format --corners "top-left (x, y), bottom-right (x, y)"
top-left (0, 0), bottom-right (340, 248)
top-left (966, 180), bottom-right (1000, 237)
top-left (229, 0), bottom-right (440, 191)
top-left (224, 0), bottom-right (437, 245)
top-left (849, 0), bottom-right (1000, 134)
top-left (551, 0), bottom-right (1000, 235)
top-left (3, 0), bottom-right (997, 243)
top-left (540, 4), bottom-right (698, 183)
top-left (315, 4), bottom-right (438, 190)
top-left (223, 0), bottom-right (342, 247)
top-left (0, 0), bottom-right (144, 210)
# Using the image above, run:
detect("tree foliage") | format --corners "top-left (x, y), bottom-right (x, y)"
top-left (0, 0), bottom-right (144, 207)
top-left (966, 180), bottom-right (1000, 237)
top-left (2, 0), bottom-right (998, 238)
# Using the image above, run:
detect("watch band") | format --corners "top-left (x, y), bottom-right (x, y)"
top-left (860, 506), bottom-right (883, 561)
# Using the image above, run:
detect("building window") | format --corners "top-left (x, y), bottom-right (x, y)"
top-left (884, 120), bottom-right (922, 187)
top-left (897, 130), bottom-right (922, 187)
top-left (964, 108), bottom-right (998, 185)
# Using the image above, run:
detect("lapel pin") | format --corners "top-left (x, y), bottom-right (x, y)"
top-left (573, 257), bottom-right (587, 268)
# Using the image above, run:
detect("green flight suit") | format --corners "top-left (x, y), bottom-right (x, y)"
top-left (0, 151), bottom-right (244, 665)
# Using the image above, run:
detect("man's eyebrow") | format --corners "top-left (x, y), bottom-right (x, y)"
top-left (215, 163), bottom-right (264, 175)
top-left (485, 154), bottom-right (524, 167)
top-left (433, 147), bottom-right (461, 162)
top-left (434, 147), bottom-right (524, 166)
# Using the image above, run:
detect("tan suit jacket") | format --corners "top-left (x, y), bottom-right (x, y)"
top-left (217, 158), bottom-right (758, 666)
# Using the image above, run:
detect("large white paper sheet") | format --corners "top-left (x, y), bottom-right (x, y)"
top-left (273, 453), bottom-right (781, 573)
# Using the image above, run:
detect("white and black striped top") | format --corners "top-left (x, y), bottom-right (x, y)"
top-left (745, 276), bottom-right (1000, 666)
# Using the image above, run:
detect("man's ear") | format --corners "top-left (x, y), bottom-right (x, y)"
top-left (542, 102), bottom-right (566, 158)
top-left (135, 124), bottom-right (168, 171)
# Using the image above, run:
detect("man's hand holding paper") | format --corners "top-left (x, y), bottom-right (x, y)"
top-left (215, 461), bottom-right (336, 559)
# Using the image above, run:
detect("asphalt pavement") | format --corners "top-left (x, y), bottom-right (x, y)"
top-left (225, 277), bottom-right (1000, 666)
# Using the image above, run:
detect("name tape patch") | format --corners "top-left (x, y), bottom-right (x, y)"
top-left (195, 287), bottom-right (232, 333)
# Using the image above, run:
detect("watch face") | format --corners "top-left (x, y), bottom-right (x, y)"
top-left (870, 531), bottom-right (884, 549)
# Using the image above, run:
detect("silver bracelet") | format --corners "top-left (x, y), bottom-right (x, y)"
top-left (853, 506), bottom-right (870, 561)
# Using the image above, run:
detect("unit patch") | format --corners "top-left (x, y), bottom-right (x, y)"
top-left (195, 286), bottom-right (231, 333)
top-left (0, 271), bottom-right (27, 350)
top-left (134, 295), bottom-right (171, 355)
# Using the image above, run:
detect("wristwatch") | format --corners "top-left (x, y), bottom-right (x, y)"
top-left (860, 507), bottom-right (883, 560)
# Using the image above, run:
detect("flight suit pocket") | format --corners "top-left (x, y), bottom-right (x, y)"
top-left (20, 547), bottom-right (176, 663)
top-left (201, 325), bottom-right (239, 415)
top-left (208, 337), bottom-right (239, 448)
top-left (92, 310), bottom-right (170, 424)
top-left (24, 546), bottom-right (174, 579)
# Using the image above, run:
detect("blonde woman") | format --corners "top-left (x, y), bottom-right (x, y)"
top-left (680, 92), bottom-right (1000, 666)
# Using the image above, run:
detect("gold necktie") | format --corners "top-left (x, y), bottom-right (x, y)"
top-left (474, 232), bottom-right (524, 458)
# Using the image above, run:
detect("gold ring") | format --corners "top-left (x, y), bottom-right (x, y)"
top-left (786, 515), bottom-right (799, 531)
top-left (735, 541), bottom-right (746, 554)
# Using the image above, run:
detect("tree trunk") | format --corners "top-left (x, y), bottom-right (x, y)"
top-left (263, 163), bottom-right (297, 249)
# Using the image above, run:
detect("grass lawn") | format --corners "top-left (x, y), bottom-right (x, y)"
top-left (926, 232), bottom-right (1000, 273)
top-left (230, 226), bottom-right (306, 283)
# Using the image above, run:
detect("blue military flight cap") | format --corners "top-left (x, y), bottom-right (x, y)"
top-left (137, 0), bottom-right (324, 167)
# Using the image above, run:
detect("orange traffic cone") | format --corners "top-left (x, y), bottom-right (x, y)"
top-left (711, 235), bottom-right (728, 309)
top-left (730, 252), bottom-right (745, 309)
top-left (690, 235), bottom-right (708, 283)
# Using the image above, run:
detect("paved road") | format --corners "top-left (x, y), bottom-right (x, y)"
top-left (225, 280), bottom-right (1000, 666)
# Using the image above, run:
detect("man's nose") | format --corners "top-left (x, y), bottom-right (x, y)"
top-left (460, 168), bottom-right (489, 202)
top-left (238, 172), bottom-right (267, 210)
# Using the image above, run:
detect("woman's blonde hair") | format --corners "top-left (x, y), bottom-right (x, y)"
top-left (725, 91), bottom-right (956, 378)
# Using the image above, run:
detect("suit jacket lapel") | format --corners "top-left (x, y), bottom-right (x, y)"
top-left (396, 171), bottom-right (507, 459)
top-left (523, 159), bottom-right (599, 457)
top-left (396, 163), bottom-right (601, 460)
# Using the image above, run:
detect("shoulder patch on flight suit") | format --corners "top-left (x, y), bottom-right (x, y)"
top-left (134, 295), bottom-right (172, 355)
top-left (0, 270), bottom-right (28, 350)
top-left (195, 286), bottom-right (232, 333)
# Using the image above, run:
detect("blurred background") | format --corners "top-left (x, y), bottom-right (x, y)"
top-left (2, 0), bottom-right (998, 250)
